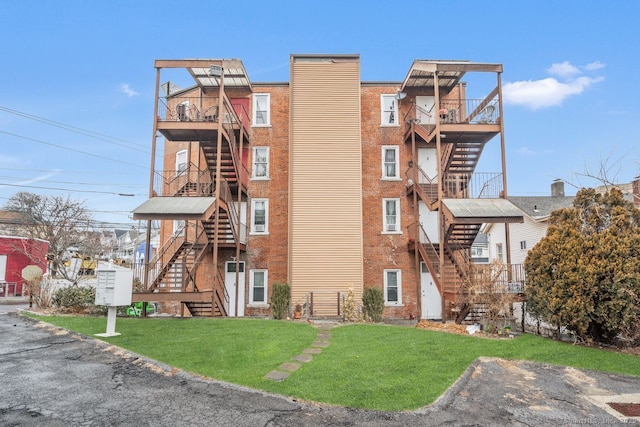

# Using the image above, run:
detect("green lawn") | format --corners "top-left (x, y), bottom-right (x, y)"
top-left (26, 315), bottom-right (640, 411)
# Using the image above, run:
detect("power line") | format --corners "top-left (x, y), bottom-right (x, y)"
top-left (0, 105), bottom-right (150, 152)
top-left (0, 175), bottom-right (145, 189)
top-left (0, 130), bottom-right (147, 169)
top-left (0, 167), bottom-right (147, 176)
top-left (0, 181), bottom-right (144, 196)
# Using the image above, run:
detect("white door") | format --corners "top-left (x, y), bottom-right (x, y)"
top-left (416, 96), bottom-right (435, 125)
top-left (224, 261), bottom-right (245, 317)
top-left (417, 147), bottom-right (437, 181)
top-left (420, 262), bottom-right (442, 319)
top-left (419, 202), bottom-right (440, 244)
top-left (0, 255), bottom-right (6, 281)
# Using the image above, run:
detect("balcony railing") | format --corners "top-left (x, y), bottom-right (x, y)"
top-left (158, 96), bottom-right (250, 133)
top-left (443, 172), bottom-right (503, 199)
top-left (439, 98), bottom-right (499, 124)
top-left (404, 98), bottom-right (500, 127)
top-left (153, 166), bottom-right (213, 197)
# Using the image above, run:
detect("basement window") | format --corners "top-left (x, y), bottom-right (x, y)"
top-left (384, 269), bottom-right (402, 305)
top-left (249, 270), bottom-right (268, 305)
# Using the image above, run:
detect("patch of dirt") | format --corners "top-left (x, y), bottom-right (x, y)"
top-left (415, 320), bottom-right (470, 335)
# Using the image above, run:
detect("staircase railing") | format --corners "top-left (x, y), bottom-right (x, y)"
top-left (144, 223), bottom-right (187, 290)
top-left (407, 221), bottom-right (442, 294)
top-left (407, 165), bottom-right (439, 207)
top-left (217, 177), bottom-right (241, 243)
top-left (181, 227), bottom-right (209, 291)
top-left (214, 266), bottom-right (229, 316)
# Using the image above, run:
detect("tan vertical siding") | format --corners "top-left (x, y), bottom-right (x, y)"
top-left (289, 57), bottom-right (363, 313)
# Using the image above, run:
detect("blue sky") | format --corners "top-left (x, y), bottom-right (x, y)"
top-left (1, 0), bottom-right (639, 226)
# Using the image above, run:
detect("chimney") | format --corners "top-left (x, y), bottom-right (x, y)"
top-left (551, 179), bottom-right (565, 197)
top-left (633, 176), bottom-right (640, 208)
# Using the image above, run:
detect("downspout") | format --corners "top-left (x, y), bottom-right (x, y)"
top-left (411, 117), bottom-right (420, 320)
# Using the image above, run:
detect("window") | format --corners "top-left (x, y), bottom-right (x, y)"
top-left (382, 199), bottom-right (401, 233)
top-left (177, 101), bottom-right (190, 121)
top-left (384, 269), bottom-right (402, 305)
top-left (253, 94), bottom-right (270, 126)
top-left (520, 241), bottom-right (527, 250)
top-left (249, 270), bottom-right (268, 304)
top-left (251, 199), bottom-right (269, 234)
top-left (496, 243), bottom-right (504, 261)
top-left (381, 94), bottom-right (399, 126)
top-left (173, 220), bottom-right (185, 236)
top-left (175, 149), bottom-right (187, 177)
top-left (252, 147), bottom-right (269, 179)
top-left (382, 146), bottom-right (400, 180)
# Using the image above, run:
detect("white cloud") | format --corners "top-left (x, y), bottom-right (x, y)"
top-left (584, 60), bottom-right (606, 71)
top-left (119, 83), bottom-right (140, 97)
top-left (515, 146), bottom-right (537, 156)
top-left (547, 61), bottom-right (580, 78)
top-left (503, 61), bottom-right (604, 110)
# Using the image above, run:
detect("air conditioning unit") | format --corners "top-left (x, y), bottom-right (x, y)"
top-left (386, 224), bottom-right (397, 232)
top-left (255, 224), bottom-right (265, 232)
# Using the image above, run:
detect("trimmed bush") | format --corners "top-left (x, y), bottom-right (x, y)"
top-left (51, 286), bottom-right (96, 313)
top-left (362, 286), bottom-right (384, 322)
top-left (270, 283), bottom-right (291, 320)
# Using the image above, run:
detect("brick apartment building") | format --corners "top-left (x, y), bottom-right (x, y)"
top-left (132, 55), bottom-right (524, 321)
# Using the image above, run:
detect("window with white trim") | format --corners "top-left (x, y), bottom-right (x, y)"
top-left (381, 94), bottom-right (399, 126)
top-left (382, 146), bottom-right (400, 179)
top-left (175, 149), bottom-right (187, 177)
top-left (173, 220), bottom-right (185, 236)
top-left (496, 243), bottom-right (504, 261)
top-left (520, 241), bottom-right (527, 250)
top-left (251, 199), bottom-right (269, 234)
top-left (249, 269), bottom-right (268, 304)
top-left (384, 269), bottom-right (402, 305)
top-left (382, 199), bottom-right (401, 233)
top-left (252, 147), bottom-right (269, 179)
top-left (253, 94), bottom-right (270, 126)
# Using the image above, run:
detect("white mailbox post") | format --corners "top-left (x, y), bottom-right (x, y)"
top-left (94, 268), bottom-right (133, 337)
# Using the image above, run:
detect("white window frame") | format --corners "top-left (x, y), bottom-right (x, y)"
top-left (382, 198), bottom-right (401, 234)
top-left (249, 269), bottom-right (268, 305)
top-left (252, 147), bottom-right (270, 179)
top-left (520, 241), bottom-right (527, 250)
top-left (250, 199), bottom-right (269, 234)
top-left (381, 146), bottom-right (400, 180)
top-left (175, 149), bottom-right (187, 177)
top-left (384, 269), bottom-right (402, 306)
top-left (173, 220), bottom-right (185, 237)
top-left (380, 94), bottom-right (399, 127)
top-left (253, 93), bottom-right (270, 126)
top-left (496, 243), bottom-right (504, 261)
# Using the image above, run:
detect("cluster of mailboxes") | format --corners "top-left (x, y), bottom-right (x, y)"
top-left (94, 268), bottom-right (133, 307)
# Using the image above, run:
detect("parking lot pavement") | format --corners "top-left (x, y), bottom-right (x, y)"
top-left (1, 312), bottom-right (639, 426)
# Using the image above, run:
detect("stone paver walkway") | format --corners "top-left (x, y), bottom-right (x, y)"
top-left (264, 322), bottom-right (337, 381)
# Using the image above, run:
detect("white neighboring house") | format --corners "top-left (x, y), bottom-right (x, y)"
top-left (483, 180), bottom-right (574, 266)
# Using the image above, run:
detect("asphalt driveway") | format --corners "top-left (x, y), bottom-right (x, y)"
top-left (1, 311), bottom-right (639, 426)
